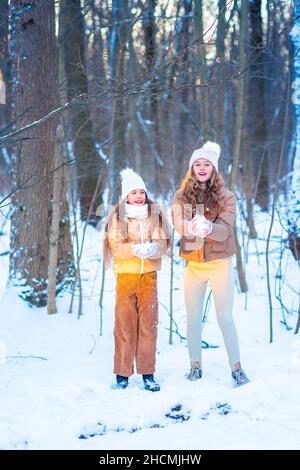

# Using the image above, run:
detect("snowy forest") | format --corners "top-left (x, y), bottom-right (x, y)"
top-left (0, 0), bottom-right (299, 452)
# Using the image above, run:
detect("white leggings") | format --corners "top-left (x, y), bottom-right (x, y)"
top-left (183, 257), bottom-right (240, 370)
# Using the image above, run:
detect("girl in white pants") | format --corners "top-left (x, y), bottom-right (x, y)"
top-left (172, 141), bottom-right (249, 386)
top-left (184, 257), bottom-right (240, 371)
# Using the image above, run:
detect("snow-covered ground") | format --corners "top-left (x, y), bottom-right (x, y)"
top-left (0, 0), bottom-right (299, 454)
top-left (0, 208), bottom-right (299, 450)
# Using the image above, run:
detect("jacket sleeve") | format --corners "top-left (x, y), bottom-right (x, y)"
top-left (107, 215), bottom-right (136, 259)
top-left (171, 191), bottom-right (195, 239)
top-left (207, 192), bottom-right (236, 242)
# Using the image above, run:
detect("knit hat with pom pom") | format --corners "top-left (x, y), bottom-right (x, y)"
top-left (189, 141), bottom-right (221, 172)
top-left (120, 168), bottom-right (147, 200)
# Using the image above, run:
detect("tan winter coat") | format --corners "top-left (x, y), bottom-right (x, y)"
top-left (171, 187), bottom-right (236, 263)
top-left (107, 208), bottom-right (168, 274)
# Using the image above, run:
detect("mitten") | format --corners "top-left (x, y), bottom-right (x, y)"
top-left (146, 241), bottom-right (159, 258)
top-left (132, 243), bottom-right (149, 258)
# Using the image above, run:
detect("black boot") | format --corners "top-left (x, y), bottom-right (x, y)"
top-left (142, 374), bottom-right (160, 392)
top-left (116, 375), bottom-right (128, 389)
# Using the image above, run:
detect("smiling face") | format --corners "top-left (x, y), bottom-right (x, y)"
top-left (193, 159), bottom-right (214, 183)
top-left (126, 188), bottom-right (147, 205)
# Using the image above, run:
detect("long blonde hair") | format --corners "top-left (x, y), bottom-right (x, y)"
top-left (103, 195), bottom-right (171, 268)
top-left (178, 167), bottom-right (225, 208)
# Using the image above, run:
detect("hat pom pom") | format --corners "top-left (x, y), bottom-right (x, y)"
top-left (120, 168), bottom-right (136, 182)
top-left (203, 141), bottom-right (221, 158)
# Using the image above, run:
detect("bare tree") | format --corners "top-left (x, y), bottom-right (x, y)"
top-left (9, 0), bottom-right (72, 306)
top-left (241, 0), bottom-right (266, 238)
top-left (0, 0), bottom-right (8, 123)
top-left (229, 0), bottom-right (248, 293)
top-left (194, 0), bottom-right (211, 140)
top-left (142, 0), bottom-right (162, 193)
top-left (47, 126), bottom-right (63, 314)
top-left (0, 0), bottom-right (10, 194)
top-left (215, 0), bottom-right (226, 164)
top-left (128, 32), bottom-right (142, 174)
top-left (266, 60), bottom-right (292, 343)
top-left (108, 0), bottom-right (129, 205)
top-left (61, 0), bottom-right (103, 223)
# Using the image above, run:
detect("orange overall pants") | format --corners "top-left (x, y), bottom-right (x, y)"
top-left (113, 272), bottom-right (158, 377)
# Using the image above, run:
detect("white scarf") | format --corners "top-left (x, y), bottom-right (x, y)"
top-left (124, 203), bottom-right (148, 220)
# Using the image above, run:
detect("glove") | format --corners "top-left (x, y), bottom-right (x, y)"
top-left (187, 215), bottom-right (212, 238)
top-left (146, 241), bottom-right (159, 258)
top-left (132, 243), bottom-right (148, 258)
top-left (132, 241), bottom-right (159, 259)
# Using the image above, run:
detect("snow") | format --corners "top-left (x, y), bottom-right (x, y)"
top-left (0, 204), bottom-right (299, 451)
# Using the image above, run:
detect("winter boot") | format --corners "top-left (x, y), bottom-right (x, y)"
top-left (142, 374), bottom-right (160, 392)
top-left (186, 366), bottom-right (202, 381)
top-left (116, 375), bottom-right (128, 389)
top-left (231, 368), bottom-right (249, 386)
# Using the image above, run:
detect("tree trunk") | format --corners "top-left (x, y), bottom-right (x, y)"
top-left (230, 0), bottom-right (247, 189)
top-left (9, 0), bottom-right (57, 306)
top-left (168, 2), bottom-right (184, 187)
top-left (128, 34), bottom-right (142, 174)
top-left (194, 0), bottom-right (211, 141)
top-left (0, 0), bottom-right (8, 118)
top-left (266, 59), bottom-right (291, 343)
top-left (142, 0), bottom-right (161, 194)
top-left (89, 0), bottom-right (107, 143)
top-left (0, 0), bottom-right (10, 194)
top-left (109, 0), bottom-right (129, 205)
top-left (229, 0), bottom-right (248, 293)
top-left (57, 0), bottom-right (75, 291)
top-left (47, 126), bottom-right (63, 314)
top-left (241, 0), bottom-right (266, 233)
top-left (178, 0), bottom-right (193, 166)
top-left (215, 0), bottom-right (226, 172)
top-left (61, 0), bottom-right (103, 224)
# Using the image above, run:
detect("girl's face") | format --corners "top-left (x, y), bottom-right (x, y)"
top-left (193, 159), bottom-right (214, 183)
top-left (127, 189), bottom-right (146, 205)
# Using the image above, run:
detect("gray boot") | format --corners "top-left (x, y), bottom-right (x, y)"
top-left (231, 368), bottom-right (249, 386)
top-left (186, 367), bottom-right (202, 381)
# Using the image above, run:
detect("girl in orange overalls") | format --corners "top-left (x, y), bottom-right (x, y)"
top-left (104, 169), bottom-right (170, 391)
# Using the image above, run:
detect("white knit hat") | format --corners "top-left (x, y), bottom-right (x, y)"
top-left (120, 168), bottom-right (147, 200)
top-left (189, 141), bottom-right (221, 172)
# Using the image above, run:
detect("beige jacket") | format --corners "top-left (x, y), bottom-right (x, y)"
top-left (171, 187), bottom-right (236, 263)
top-left (107, 209), bottom-right (168, 274)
